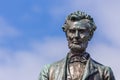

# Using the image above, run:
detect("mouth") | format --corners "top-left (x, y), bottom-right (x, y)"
top-left (73, 41), bottom-right (80, 44)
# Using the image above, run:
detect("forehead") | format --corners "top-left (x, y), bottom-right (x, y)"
top-left (68, 19), bottom-right (91, 29)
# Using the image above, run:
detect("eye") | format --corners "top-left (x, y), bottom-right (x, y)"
top-left (78, 30), bottom-right (85, 33)
top-left (69, 29), bottom-right (75, 33)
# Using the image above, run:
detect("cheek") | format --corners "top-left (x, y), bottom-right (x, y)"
top-left (66, 32), bottom-right (74, 39)
top-left (82, 35), bottom-right (90, 41)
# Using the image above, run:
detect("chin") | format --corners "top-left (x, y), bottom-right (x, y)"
top-left (69, 44), bottom-right (86, 52)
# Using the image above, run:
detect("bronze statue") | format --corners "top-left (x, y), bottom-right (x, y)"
top-left (39, 11), bottom-right (115, 80)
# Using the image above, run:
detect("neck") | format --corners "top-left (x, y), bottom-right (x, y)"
top-left (70, 49), bottom-right (85, 56)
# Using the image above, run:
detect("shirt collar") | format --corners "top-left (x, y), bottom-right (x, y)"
top-left (67, 52), bottom-right (90, 63)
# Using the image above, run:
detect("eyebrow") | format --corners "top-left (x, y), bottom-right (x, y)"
top-left (69, 26), bottom-right (87, 30)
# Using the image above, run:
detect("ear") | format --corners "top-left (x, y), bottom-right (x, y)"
top-left (65, 32), bottom-right (68, 38)
top-left (88, 32), bottom-right (94, 41)
top-left (65, 31), bottom-right (70, 41)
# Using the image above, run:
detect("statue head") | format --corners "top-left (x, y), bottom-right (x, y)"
top-left (62, 11), bottom-right (96, 53)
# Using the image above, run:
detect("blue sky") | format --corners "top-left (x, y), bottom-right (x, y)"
top-left (0, 0), bottom-right (120, 80)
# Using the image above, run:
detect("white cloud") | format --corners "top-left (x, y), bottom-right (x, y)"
top-left (0, 36), bottom-right (119, 80)
top-left (30, 37), bottom-right (68, 61)
top-left (95, 1), bottom-right (120, 46)
top-left (0, 17), bottom-right (20, 38)
top-left (0, 0), bottom-right (120, 79)
top-left (0, 37), bottom-right (68, 80)
top-left (21, 5), bottom-right (42, 22)
top-left (0, 49), bottom-right (41, 80)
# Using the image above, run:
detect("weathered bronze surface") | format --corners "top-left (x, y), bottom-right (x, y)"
top-left (39, 11), bottom-right (115, 80)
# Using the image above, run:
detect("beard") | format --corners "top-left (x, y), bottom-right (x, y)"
top-left (68, 42), bottom-right (88, 53)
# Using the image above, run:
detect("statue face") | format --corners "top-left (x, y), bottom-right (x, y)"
top-left (66, 19), bottom-right (91, 53)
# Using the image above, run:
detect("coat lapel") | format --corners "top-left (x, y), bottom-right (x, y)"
top-left (62, 57), bottom-right (68, 80)
top-left (61, 54), bottom-right (98, 80)
top-left (56, 58), bottom-right (66, 80)
top-left (82, 58), bottom-right (98, 80)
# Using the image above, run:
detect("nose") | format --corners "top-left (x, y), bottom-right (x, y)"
top-left (74, 30), bottom-right (85, 39)
top-left (75, 30), bottom-right (79, 38)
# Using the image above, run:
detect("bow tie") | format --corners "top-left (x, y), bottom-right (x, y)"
top-left (68, 52), bottom-right (90, 63)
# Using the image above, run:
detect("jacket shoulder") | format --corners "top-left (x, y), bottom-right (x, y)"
top-left (91, 59), bottom-right (105, 67)
top-left (50, 58), bottom-right (66, 67)
top-left (91, 59), bottom-right (115, 80)
top-left (39, 58), bottom-right (66, 80)
top-left (91, 59), bottom-right (111, 71)
top-left (39, 64), bottom-right (51, 80)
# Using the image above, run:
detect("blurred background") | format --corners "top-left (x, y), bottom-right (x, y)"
top-left (0, 0), bottom-right (120, 80)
